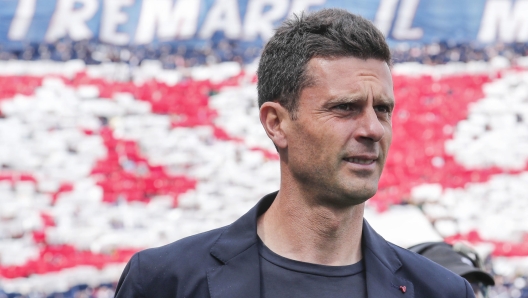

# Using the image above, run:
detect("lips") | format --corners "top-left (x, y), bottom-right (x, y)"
top-left (343, 156), bottom-right (377, 165)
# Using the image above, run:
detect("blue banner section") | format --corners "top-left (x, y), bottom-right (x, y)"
top-left (0, 0), bottom-right (525, 50)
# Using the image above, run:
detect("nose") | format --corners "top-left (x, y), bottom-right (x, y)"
top-left (355, 107), bottom-right (385, 142)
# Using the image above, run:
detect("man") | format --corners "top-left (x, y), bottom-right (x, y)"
top-left (114, 9), bottom-right (475, 298)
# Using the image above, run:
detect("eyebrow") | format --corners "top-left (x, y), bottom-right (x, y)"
top-left (324, 95), bottom-right (363, 107)
top-left (324, 95), bottom-right (395, 111)
top-left (377, 98), bottom-right (395, 111)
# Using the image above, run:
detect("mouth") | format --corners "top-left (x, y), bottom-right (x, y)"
top-left (343, 157), bottom-right (377, 165)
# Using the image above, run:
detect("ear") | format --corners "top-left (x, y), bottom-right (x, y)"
top-left (259, 102), bottom-right (289, 149)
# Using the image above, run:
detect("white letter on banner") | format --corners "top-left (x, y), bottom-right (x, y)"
top-left (8, 0), bottom-right (37, 40)
top-left (478, 0), bottom-right (528, 43)
top-left (199, 0), bottom-right (242, 39)
top-left (100, 0), bottom-right (133, 45)
top-left (45, 0), bottom-right (98, 42)
top-left (392, 0), bottom-right (423, 40)
top-left (288, 0), bottom-right (326, 16)
top-left (374, 0), bottom-right (399, 36)
top-left (243, 0), bottom-right (288, 40)
top-left (134, 0), bottom-right (200, 44)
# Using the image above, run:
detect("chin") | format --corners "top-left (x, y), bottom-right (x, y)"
top-left (324, 186), bottom-right (376, 208)
top-left (344, 183), bottom-right (378, 206)
top-left (350, 190), bottom-right (376, 205)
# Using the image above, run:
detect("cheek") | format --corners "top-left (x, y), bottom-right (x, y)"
top-left (384, 125), bottom-right (393, 145)
top-left (290, 127), bottom-right (329, 165)
top-left (380, 129), bottom-right (393, 161)
top-left (290, 118), bottom-right (347, 157)
top-left (287, 123), bottom-right (316, 157)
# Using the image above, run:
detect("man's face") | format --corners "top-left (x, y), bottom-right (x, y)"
top-left (284, 56), bottom-right (394, 207)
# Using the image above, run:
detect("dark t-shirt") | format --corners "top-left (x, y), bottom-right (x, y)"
top-left (258, 238), bottom-right (367, 298)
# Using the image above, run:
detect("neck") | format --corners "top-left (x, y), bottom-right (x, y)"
top-left (257, 187), bottom-right (365, 266)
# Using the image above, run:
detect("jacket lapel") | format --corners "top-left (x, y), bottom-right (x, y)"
top-left (363, 219), bottom-right (414, 298)
top-left (207, 243), bottom-right (261, 298)
top-left (206, 192), bottom-right (276, 298)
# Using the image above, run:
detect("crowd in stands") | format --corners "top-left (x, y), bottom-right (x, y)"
top-left (0, 283), bottom-right (116, 298)
top-left (0, 39), bottom-right (262, 68)
top-left (391, 41), bottom-right (528, 65)
top-left (3, 39), bottom-right (528, 68)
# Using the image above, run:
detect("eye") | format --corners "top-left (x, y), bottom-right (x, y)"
top-left (334, 104), bottom-right (352, 111)
top-left (375, 105), bottom-right (391, 113)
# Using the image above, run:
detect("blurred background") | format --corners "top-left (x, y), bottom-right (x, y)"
top-left (1, 0), bottom-right (528, 297)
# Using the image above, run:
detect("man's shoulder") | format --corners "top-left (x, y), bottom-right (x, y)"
top-left (387, 242), bottom-right (473, 297)
top-left (137, 225), bottom-right (227, 267)
top-left (115, 227), bottom-right (228, 298)
top-left (388, 242), bottom-right (454, 274)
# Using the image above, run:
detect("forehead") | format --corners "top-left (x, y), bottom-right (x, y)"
top-left (304, 56), bottom-right (394, 98)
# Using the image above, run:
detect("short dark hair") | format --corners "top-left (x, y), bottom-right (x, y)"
top-left (257, 8), bottom-right (391, 118)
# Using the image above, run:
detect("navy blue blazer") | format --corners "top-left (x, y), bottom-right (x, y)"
top-left (115, 192), bottom-right (475, 298)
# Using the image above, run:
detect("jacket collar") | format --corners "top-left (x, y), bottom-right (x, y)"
top-left (207, 192), bottom-right (413, 298)
top-left (206, 192), bottom-right (275, 298)
top-left (209, 191), bottom-right (275, 264)
top-left (362, 219), bottom-right (414, 297)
